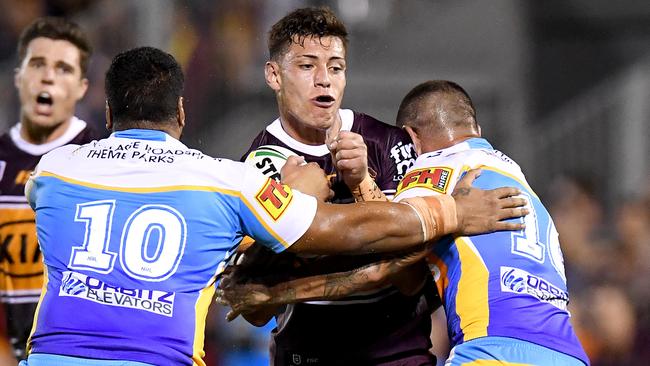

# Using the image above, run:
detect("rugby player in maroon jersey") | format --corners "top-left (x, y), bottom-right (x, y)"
top-left (0, 17), bottom-right (97, 362)
top-left (232, 7), bottom-right (468, 366)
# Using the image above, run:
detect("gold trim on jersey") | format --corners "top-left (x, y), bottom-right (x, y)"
top-left (26, 266), bottom-right (48, 355)
top-left (191, 277), bottom-right (216, 366)
top-left (460, 361), bottom-right (532, 365)
top-left (455, 236), bottom-right (489, 341)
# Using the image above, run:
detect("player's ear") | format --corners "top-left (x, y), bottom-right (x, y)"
top-left (265, 61), bottom-right (281, 91)
top-left (13, 67), bottom-right (21, 89)
top-left (177, 97), bottom-right (185, 129)
top-left (404, 125), bottom-right (423, 155)
top-left (105, 100), bottom-right (113, 131)
top-left (75, 77), bottom-right (89, 101)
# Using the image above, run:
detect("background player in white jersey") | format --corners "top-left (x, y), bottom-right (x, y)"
top-left (21, 47), bottom-right (526, 366)
top-left (219, 80), bottom-right (589, 365)
top-left (0, 16), bottom-right (96, 362)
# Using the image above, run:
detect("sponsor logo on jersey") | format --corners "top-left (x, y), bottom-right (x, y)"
top-left (500, 266), bottom-right (568, 311)
top-left (396, 167), bottom-right (452, 195)
top-left (389, 141), bottom-right (416, 181)
top-left (255, 178), bottom-right (293, 220)
top-left (59, 271), bottom-right (175, 316)
top-left (0, 210), bottom-right (42, 277)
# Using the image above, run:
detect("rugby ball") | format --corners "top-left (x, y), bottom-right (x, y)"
top-left (245, 145), bottom-right (297, 181)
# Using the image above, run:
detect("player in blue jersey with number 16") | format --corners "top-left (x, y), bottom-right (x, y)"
top-left (20, 48), bottom-right (527, 366)
top-left (218, 80), bottom-right (590, 366)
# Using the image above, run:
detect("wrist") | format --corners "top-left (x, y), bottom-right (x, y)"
top-left (401, 195), bottom-right (458, 241)
top-left (350, 170), bottom-right (387, 202)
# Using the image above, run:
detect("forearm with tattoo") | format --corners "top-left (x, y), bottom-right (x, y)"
top-left (270, 262), bottom-right (391, 304)
top-left (351, 175), bottom-right (389, 202)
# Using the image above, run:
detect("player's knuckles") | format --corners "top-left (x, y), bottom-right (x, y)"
top-left (336, 149), bottom-right (361, 160)
top-left (461, 170), bottom-right (479, 183)
top-left (496, 208), bottom-right (511, 220)
top-left (335, 159), bottom-right (347, 170)
top-left (337, 160), bottom-right (355, 171)
top-left (511, 207), bottom-right (521, 218)
top-left (338, 131), bottom-right (362, 140)
top-left (514, 198), bottom-right (527, 207)
top-left (285, 156), bottom-right (301, 165)
top-left (501, 208), bottom-right (519, 219)
top-left (505, 197), bottom-right (525, 207)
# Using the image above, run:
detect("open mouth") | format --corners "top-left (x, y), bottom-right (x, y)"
top-left (313, 95), bottom-right (335, 108)
top-left (36, 92), bottom-right (53, 106)
top-left (315, 95), bottom-right (335, 103)
top-left (34, 92), bottom-right (54, 115)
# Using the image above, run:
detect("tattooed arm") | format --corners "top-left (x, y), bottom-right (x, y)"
top-left (216, 247), bottom-right (429, 322)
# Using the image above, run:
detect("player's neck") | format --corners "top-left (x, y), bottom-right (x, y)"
top-left (279, 116), bottom-right (328, 145)
top-left (20, 116), bottom-right (72, 145)
top-left (422, 133), bottom-right (479, 154)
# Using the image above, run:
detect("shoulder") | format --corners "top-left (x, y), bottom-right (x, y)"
top-left (72, 122), bottom-right (103, 144)
top-left (0, 132), bottom-right (15, 156)
top-left (351, 111), bottom-right (406, 136)
top-left (350, 110), bottom-right (412, 150)
top-left (242, 124), bottom-right (285, 161)
top-left (37, 144), bottom-right (81, 171)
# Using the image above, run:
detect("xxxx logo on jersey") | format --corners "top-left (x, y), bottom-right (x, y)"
top-left (396, 167), bottom-right (453, 195)
top-left (255, 178), bottom-right (293, 220)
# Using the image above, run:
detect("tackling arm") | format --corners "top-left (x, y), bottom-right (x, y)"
top-left (289, 169), bottom-right (528, 255)
top-left (216, 246), bottom-right (430, 321)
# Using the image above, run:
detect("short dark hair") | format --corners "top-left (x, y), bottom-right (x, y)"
top-left (17, 16), bottom-right (92, 77)
top-left (396, 80), bottom-right (477, 131)
top-left (268, 6), bottom-right (349, 60)
top-left (105, 47), bottom-right (184, 127)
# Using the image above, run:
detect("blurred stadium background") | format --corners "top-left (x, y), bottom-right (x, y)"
top-left (1, 0), bottom-right (649, 365)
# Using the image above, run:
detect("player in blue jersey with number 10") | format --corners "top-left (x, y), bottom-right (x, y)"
top-left (20, 48), bottom-right (527, 366)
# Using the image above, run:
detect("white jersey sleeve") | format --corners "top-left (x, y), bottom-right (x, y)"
top-left (237, 162), bottom-right (317, 252)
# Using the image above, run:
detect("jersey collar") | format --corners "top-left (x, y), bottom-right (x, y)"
top-left (418, 137), bottom-right (493, 162)
top-left (111, 129), bottom-right (187, 148)
top-left (265, 109), bottom-right (354, 157)
top-left (10, 116), bottom-right (87, 156)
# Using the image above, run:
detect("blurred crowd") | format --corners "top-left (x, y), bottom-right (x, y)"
top-left (545, 174), bottom-right (650, 366)
top-left (0, 0), bottom-right (272, 145)
top-left (1, 1), bottom-right (648, 365)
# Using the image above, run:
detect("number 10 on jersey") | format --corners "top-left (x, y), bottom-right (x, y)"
top-left (69, 200), bottom-right (188, 282)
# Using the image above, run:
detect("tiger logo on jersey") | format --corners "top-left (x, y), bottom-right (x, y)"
top-left (396, 167), bottom-right (453, 195)
top-left (255, 178), bottom-right (293, 220)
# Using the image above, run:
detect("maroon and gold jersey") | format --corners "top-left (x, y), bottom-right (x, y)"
top-left (242, 109), bottom-right (438, 364)
top-left (0, 118), bottom-right (97, 304)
